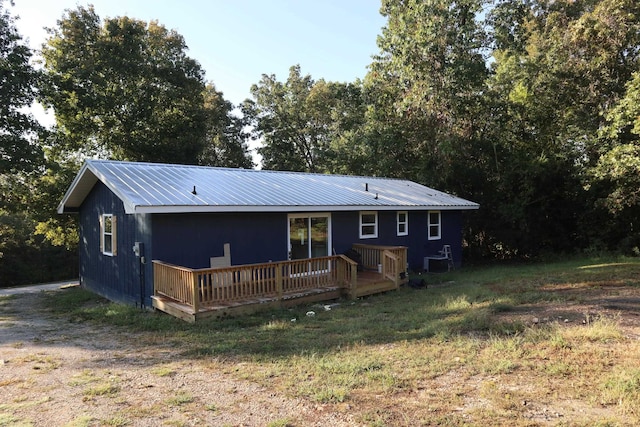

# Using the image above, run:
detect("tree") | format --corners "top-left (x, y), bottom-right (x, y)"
top-left (366, 0), bottom-right (491, 186)
top-left (587, 70), bottom-right (640, 251)
top-left (601, 71), bottom-right (640, 147)
top-left (245, 65), bottom-right (325, 172)
top-left (199, 83), bottom-right (253, 168)
top-left (0, 2), bottom-right (76, 286)
top-left (364, 0), bottom-right (503, 259)
top-left (0, 0), bottom-right (43, 174)
top-left (244, 65), bottom-right (365, 173)
top-left (484, 0), bottom-right (640, 254)
top-left (40, 6), bottom-right (207, 164)
top-left (360, 0), bottom-right (640, 257)
top-left (34, 6), bottom-right (220, 277)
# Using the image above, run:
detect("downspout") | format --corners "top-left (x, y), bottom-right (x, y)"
top-left (134, 241), bottom-right (146, 309)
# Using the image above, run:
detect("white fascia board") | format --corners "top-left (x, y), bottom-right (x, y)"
top-left (57, 162), bottom-right (93, 214)
top-left (133, 204), bottom-right (479, 214)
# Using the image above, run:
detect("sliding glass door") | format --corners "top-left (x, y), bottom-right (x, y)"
top-left (288, 214), bottom-right (330, 260)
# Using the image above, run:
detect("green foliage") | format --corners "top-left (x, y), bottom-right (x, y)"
top-left (199, 83), bottom-right (254, 168)
top-left (0, 207), bottom-right (76, 286)
top-left (0, 0), bottom-right (43, 174)
top-left (342, 0), bottom-right (640, 257)
top-left (40, 5), bottom-right (208, 164)
top-left (30, 6), bottom-right (252, 263)
top-left (244, 65), bottom-right (365, 173)
top-left (0, 133), bottom-right (77, 286)
top-left (591, 144), bottom-right (640, 214)
top-left (366, 0), bottom-right (490, 186)
top-left (604, 71), bottom-right (640, 141)
top-left (238, 0), bottom-right (640, 257)
top-left (478, 0), bottom-right (640, 256)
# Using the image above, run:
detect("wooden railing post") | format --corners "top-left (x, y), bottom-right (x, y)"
top-left (191, 271), bottom-right (199, 314)
top-left (276, 264), bottom-right (283, 301)
top-left (336, 255), bottom-right (357, 299)
top-left (153, 261), bottom-right (160, 297)
top-left (337, 258), bottom-right (344, 285)
top-left (350, 261), bottom-right (357, 298)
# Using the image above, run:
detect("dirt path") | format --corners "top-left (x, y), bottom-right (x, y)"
top-left (0, 290), bottom-right (357, 426)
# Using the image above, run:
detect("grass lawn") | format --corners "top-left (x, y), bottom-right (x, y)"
top-left (46, 255), bottom-right (640, 426)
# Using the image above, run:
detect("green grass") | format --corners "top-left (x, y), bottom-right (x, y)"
top-left (63, 415), bottom-right (95, 427)
top-left (41, 254), bottom-right (640, 425)
top-left (166, 392), bottom-right (194, 406)
top-left (83, 383), bottom-right (120, 397)
top-left (0, 413), bottom-right (30, 427)
top-left (601, 368), bottom-right (640, 416)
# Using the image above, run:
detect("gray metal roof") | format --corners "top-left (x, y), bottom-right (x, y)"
top-left (58, 159), bottom-right (479, 214)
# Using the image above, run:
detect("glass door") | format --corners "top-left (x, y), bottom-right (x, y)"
top-left (288, 214), bottom-right (330, 260)
top-left (310, 217), bottom-right (328, 258)
top-left (289, 217), bottom-right (309, 260)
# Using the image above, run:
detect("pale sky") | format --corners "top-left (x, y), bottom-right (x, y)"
top-left (9, 0), bottom-right (387, 108)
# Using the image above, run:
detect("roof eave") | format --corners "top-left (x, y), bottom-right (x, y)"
top-left (57, 160), bottom-right (141, 215)
top-left (133, 204), bottom-right (480, 214)
top-left (57, 162), bottom-right (93, 214)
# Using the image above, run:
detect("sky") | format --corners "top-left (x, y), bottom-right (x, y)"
top-left (9, 0), bottom-right (387, 108)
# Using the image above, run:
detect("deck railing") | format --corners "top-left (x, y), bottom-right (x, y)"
top-left (153, 261), bottom-right (200, 310)
top-left (153, 255), bottom-right (358, 312)
top-left (352, 243), bottom-right (407, 274)
top-left (382, 249), bottom-right (400, 287)
top-left (153, 245), bottom-right (407, 318)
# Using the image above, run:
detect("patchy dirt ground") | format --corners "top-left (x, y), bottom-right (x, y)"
top-left (1, 282), bottom-right (639, 427)
top-left (489, 281), bottom-right (640, 337)
top-left (0, 290), bottom-right (357, 427)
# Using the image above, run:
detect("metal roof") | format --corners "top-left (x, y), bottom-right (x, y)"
top-left (58, 159), bottom-right (479, 214)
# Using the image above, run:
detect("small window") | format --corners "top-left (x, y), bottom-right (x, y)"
top-left (359, 211), bottom-right (378, 239)
top-left (428, 211), bottom-right (441, 240)
top-left (100, 214), bottom-right (117, 256)
top-left (397, 211), bottom-right (408, 236)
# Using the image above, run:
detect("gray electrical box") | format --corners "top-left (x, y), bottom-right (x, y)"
top-left (133, 242), bottom-right (144, 257)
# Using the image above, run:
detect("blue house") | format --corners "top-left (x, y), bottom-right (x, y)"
top-left (58, 160), bottom-right (478, 320)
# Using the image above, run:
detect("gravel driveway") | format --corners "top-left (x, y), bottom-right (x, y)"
top-left (0, 289), bottom-right (358, 426)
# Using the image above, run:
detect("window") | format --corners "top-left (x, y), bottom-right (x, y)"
top-left (428, 211), bottom-right (441, 240)
top-left (397, 211), bottom-right (408, 236)
top-left (359, 211), bottom-right (378, 239)
top-left (100, 214), bottom-right (117, 256)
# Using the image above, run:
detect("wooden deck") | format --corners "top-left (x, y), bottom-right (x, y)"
top-left (151, 245), bottom-right (408, 322)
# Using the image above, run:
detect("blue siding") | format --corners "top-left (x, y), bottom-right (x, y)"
top-left (151, 210), bottom-right (462, 271)
top-left (152, 213), bottom-right (287, 268)
top-left (79, 182), bottom-right (144, 305)
top-left (332, 210), bottom-right (463, 271)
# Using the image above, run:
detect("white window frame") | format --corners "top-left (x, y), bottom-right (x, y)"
top-left (428, 210), bottom-right (441, 240)
top-left (100, 214), bottom-right (117, 256)
top-left (359, 211), bottom-right (378, 239)
top-left (397, 211), bottom-right (408, 236)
